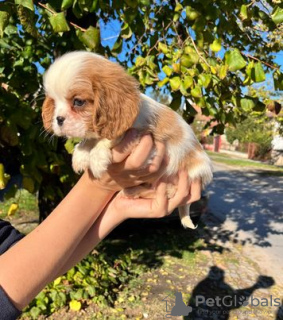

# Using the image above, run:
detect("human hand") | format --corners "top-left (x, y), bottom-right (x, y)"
top-left (91, 130), bottom-right (167, 192)
top-left (104, 170), bottom-right (202, 222)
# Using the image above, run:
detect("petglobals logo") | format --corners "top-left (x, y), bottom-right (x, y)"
top-left (195, 295), bottom-right (282, 308)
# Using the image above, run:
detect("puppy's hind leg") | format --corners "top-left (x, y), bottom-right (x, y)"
top-left (178, 204), bottom-right (198, 229)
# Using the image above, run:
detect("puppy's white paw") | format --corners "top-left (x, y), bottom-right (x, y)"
top-left (89, 141), bottom-right (112, 178)
top-left (72, 143), bottom-right (91, 173)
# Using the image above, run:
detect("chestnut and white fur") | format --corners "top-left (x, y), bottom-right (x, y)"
top-left (42, 51), bottom-right (213, 229)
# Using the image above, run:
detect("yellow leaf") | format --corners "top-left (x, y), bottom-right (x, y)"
top-left (53, 277), bottom-right (62, 286)
top-left (69, 300), bottom-right (81, 311)
top-left (210, 66), bottom-right (217, 74)
top-left (8, 203), bottom-right (18, 216)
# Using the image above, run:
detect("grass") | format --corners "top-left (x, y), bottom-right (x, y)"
top-left (0, 189), bottom-right (39, 232)
top-left (207, 151), bottom-right (283, 175)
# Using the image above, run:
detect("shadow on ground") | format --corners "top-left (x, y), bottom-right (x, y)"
top-left (206, 167), bottom-right (283, 247)
top-left (183, 266), bottom-right (275, 320)
top-left (102, 218), bottom-right (226, 270)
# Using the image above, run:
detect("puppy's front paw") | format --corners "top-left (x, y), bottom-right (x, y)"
top-left (72, 144), bottom-right (91, 174)
top-left (89, 144), bottom-right (112, 178)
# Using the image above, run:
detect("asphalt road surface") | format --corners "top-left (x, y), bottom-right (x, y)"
top-left (206, 162), bottom-right (283, 284)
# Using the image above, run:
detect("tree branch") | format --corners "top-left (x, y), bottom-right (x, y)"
top-left (37, 2), bottom-right (87, 32)
top-left (243, 53), bottom-right (279, 70)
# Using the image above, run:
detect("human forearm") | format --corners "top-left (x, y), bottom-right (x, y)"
top-left (54, 199), bottom-right (125, 277)
top-left (0, 172), bottom-right (114, 310)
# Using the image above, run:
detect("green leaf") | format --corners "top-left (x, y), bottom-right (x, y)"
top-left (135, 56), bottom-right (146, 67)
top-left (239, 5), bottom-right (249, 20)
top-left (273, 71), bottom-right (283, 91)
top-left (175, 2), bottom-right (183, 12)
top-left (173, 12), bottom-right (180, 22)
top-left (225, 49), bottom-right (246, 72)
top-left (181, 50), bottom-right (199, 66)
top-left (111, 37), bottom-right (123, 56)
top-left (240, 97), bottom-right (255, 112)
top-left (180, 83), bottom-right (189, 96)
top-left (162, 65), bottom-right (173, 76)
top-left (144, 73), bottom-right (154, 85)
top-left (0, 11), bottom-right (9, 37)
top-left (64, 139), bottom-right (77, 154)
top-left (22, 176), bottom-right (34, 193)
top-left (61, 0), bottom-right (74, 10)
top-left (30, 306), bottom-right (41, 319)
top-left (252, 62), bottom-right (265, 82)
top-left (49, 12), bottom-right (70, 33)
top-left (271, 6), bottom-right (283, 25)
top-left (158, 42), bottom-right (168, 54)
top-left (218, 64), bottom-right (228, 80)
top-left (121, 22), bottom-right (132, 39)
top-left (15, 0), bottom-right (34, 11)
top-left (53, 277), bottom-right (62, 286)
top-left (17, 5), bottom-right (38, 37)
top-left (183, 76), bottom-right (193, 89)
top-left (198, 74), bottom-right (211, 88)
top-left (157, 77), bottom-right (169, 87)
top-left (147, 55), bottom-right (157, 70)
top-left (139, 0), bottom-right (150, 6)
top-left (169, 76), bottom-right (181, 91)
top-left (186, 6), bottom-right (200, 21)
top-left (191, 85), bottom-right (202, 98)
top-left (210, 38), bottom-right (221, 52)
top-left (81, 26), bottom-right (100, 50)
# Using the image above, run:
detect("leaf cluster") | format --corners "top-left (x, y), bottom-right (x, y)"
top-left (22, 247), bottom-right (146, 318)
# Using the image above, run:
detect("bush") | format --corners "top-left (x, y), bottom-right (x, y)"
top-left (22, 247), bottom-right (146, 318)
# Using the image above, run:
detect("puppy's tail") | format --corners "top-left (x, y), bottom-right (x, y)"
top-left (178, 204), bottom-right (198, 229)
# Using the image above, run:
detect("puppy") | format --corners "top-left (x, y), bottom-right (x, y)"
top-left (42, 51), bottom-right (213, 228)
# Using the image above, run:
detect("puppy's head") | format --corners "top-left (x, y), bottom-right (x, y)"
top-left (42, 51), bottom-right (140, 140)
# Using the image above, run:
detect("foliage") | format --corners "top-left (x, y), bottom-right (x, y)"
top-left (226, 115), bottom-right (273, 158)
top-left (22, 247), bottom-right (146, 318)
top-left (0, 0), bottom-right (282, 216)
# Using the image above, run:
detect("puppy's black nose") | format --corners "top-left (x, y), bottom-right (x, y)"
top-left (56, 116), bottom-right (65, 126)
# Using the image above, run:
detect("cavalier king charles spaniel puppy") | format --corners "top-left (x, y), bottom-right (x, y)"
top-left (42, 51), bottom-right (213, 228)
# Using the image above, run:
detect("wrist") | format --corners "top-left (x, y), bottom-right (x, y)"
top-left (82, 171), bottom-right (117, 196)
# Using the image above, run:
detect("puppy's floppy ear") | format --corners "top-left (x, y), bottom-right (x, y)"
top-left (42, 96), bottom-right (55, 132)
top-left (92, 67), bottom-right (140, 140)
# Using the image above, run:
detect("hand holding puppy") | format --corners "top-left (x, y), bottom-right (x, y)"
top-left (92, 130), bottom-right (167, 192)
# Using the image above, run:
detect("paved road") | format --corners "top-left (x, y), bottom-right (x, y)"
top-left (205, 162), bottom-right (283, 284)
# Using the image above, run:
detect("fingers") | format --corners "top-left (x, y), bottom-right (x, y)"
top-left (112, 129), bottom-right (139, 163)
top-left (147, 141), bottom-right (167, 174)
top-left (124, 134), bottom-right (154, 169)
top-left (167, 170), bottom-right (190, 214)
top-left (112, 133), bottom-right (167, 177)
top-left (186, 178), bottom-right (202, 204)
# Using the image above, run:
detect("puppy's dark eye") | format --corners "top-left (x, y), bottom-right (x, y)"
top-left (73, 98), bottom-right (86, 108)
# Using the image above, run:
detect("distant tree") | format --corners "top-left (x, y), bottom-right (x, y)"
top-left (0, 0), bottom-right (282, 217)
top-left (226, 115), bottom-right (273, 159)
